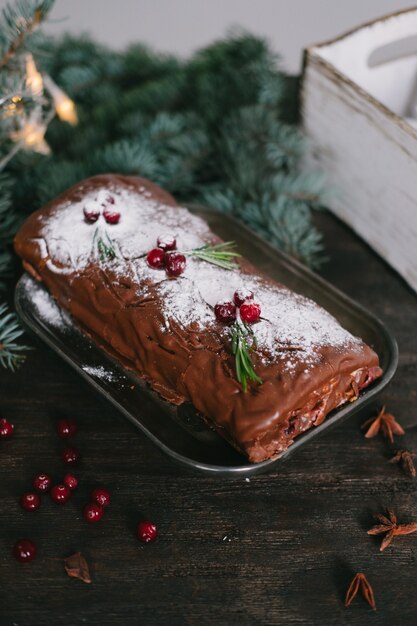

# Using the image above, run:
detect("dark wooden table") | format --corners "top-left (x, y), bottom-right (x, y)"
top-left (1, 211), bottom-right (416, 626)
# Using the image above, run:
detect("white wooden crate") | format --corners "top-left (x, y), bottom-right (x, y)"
top-left (302, 7), bottom-right (417, 292)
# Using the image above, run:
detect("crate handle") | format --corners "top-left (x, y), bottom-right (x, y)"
top-left (368, 34), bottom-right (417, 67)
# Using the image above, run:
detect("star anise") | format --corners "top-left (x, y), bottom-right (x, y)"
top-left (389, 449), bottom-right (416, 478)
top-left (361, 406), bottom-right (405, 444)
top-left (367, 509), bottom-right (417, 551)
top-left (345, 572), bottom-right (376, 610)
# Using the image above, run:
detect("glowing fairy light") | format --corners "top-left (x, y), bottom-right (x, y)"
top-left (25, 53), bottom-right (43, 97)
top-left (43, 74), bottom-right (78, 126)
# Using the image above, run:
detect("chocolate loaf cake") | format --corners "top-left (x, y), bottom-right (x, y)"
top-left (14, 174), bottom-right (382, 463)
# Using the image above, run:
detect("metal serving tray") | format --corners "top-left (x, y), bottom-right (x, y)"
top-left (15, 208), bottom-right (398, 476)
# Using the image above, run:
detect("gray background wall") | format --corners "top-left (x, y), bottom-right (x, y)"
top-left (0, 0), bottom-right (408, 73)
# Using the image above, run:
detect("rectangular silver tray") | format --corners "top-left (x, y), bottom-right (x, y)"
top-left (14, 207), bottom-right (398, 476)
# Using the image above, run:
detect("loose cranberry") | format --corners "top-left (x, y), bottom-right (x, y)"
top-left (83, 203), bottom-right (100, 223)
top-left (239, 301), bottom-right (261, 324)
top-left (83, 502), bottom-right (104, 523)
top-left (20, 492), bottom-right (41, 511)
top-left (57, 419), bottom-right (77, 439)
top-left (61, 446), bottom-right (80, 465)
top-left (157, 234), bottom-right (176, 251)
top-left (0, 418), bottom-right (14, 439)
top-left (91, 488), bottom-right (111, 508)
top-left (146, 247), bottom-right (165, 269)
top-left (50, 484), bottom-right (71, 504)
top-left (214, 301), bottom-right (236, 323)
top-left (137, 520), bottom-right (158, 544)
top-left (165, 252), bottom-right (186, 277)
top-left (63, 473), bottom-right (78, 490)
top-left (103, 207), bottom-right (121, 225)
top-left (233, 288), bottom-right (254, 307)
top-left (13, 539), bottom-right (37, 563)
top-left (33, 473), bottom-right (52, 493)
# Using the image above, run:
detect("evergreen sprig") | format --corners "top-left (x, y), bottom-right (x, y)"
top-left (0, 303), bottom-right (30, 370)
top-left (230, 320), bottom-right (262, 392)
top-left (188, 241), bottom-right (240, 270)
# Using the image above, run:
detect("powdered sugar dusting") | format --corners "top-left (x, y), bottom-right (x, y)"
top-left (82, 365), bottom-right (116, 382)
top-left (29, 283), bottom-right (68, 328)
top-left (38, 181), bottom-right (364, 374)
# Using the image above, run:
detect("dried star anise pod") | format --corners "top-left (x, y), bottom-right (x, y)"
top-left (367, 509), bottom-right (417, 551)
top-left (345, 572), bottom-right (376, 610)
top-left (361, 406), bottom-right (405, 444)
top-left (64, 552), bottom-right (92, 583)
top-left (389, 449), bottom-right (416, 478)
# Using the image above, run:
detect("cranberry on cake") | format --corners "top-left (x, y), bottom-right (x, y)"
top-left (14, 174), bottom-right (382, 463)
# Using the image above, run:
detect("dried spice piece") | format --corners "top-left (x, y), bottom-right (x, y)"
top-left (389, 449), bottom-right (416, 478)
top-left (367, 509), bottom-right (417, 551)
top-left (64, 552), bottom-right (91, 583)
top-left (361, 406), bottom-right (405, 444)
top-left (345, 572), bottom-right (376, 610)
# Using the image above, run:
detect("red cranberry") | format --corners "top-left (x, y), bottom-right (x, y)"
top-left (33, 473), bottom-right (52, 493)
top-left (50, 484), bottom-right (71, 504)
top-left (83, 204), bottom-right (100, 223)
top-left (83, 502), bottom-right (104, 523)
top-left (97, 190), bottom-right (115, 206)
top-left (146, 247), bottom-right (165, 269)
top-left (214, 301), bottom-right (236, 323)
top-left (20, 492), bottom-right (41, 511)
top-left (239, 301), bottom-right (261, 324)
top-left (0, 418), bottom-right (14, 439)
top-left (57, 419), bottom-right (77, 439)
top-left (165, 252), bottom-right (186, 277)
top-left (13, 539), bottom-right (37, 563)
top-left (61, 446), bottom-right (80, 465)
top-left (63, 473), bottom-right (78, 490)
top-left (91, 487), bottom-right (111, 508)
top-left (233, 288), bottom-right (254, 307)
top-left (137, 520), bottom-right (158, 543)
top-left (157, 234), bottom-right (176, 251)
top-left (103, 207), bottom-right (121, 225)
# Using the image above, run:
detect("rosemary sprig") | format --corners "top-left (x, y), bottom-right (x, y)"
top-left (230, 320), bottom-right (262, 391)
top-left (93, 227), bottom-right (118, 261)
top-left (0, 303), bottom-right (30, 371)
top-left (188, 241), bottom-right (240, 270)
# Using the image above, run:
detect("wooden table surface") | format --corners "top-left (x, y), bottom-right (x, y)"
top-left (1, 211), bottom-right (416, 626)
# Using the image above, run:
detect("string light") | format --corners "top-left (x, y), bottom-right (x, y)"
top-left (10, 117), bottom-right (50, 155)
top-left (25, 53), bottom-right (43, 97)
top-left (43, 74), bottom-right (78, 126)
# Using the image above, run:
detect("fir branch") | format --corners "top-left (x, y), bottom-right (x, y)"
top-left (188, 241), bottom-right (240, 270)
top-left (230, 320), bottom-right (262, 392)
top-left (0, 302), bottom-right (30, 370)
top-left (0, 0), bottom-right (54, 69)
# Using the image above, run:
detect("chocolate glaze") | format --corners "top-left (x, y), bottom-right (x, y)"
top-left (14, 174), bottom-right (382, 463)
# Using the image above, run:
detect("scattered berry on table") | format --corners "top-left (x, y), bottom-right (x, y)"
top-left (57, 419), bottom-right (77, 439)
top-left (13, 539), bottom-right (37, 563)
top-left (83, 502), bottom-right (104, 523)
top-left (137, 520), bottom-right (158, 543)
top-left (91, 488), bottom-right (111, 508)
top-left (33, 473), bottom-right (52, 493)
top-left (50, 484), bottom-right (71, 504)
top-left (61, 446), bottom-right (80, 465)
top-left (63, 473), bottom-right (78, 490)
top-left (20, 493), bottom-right (41, 512)
top-left (0, 418), bottom-right (14, 439)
